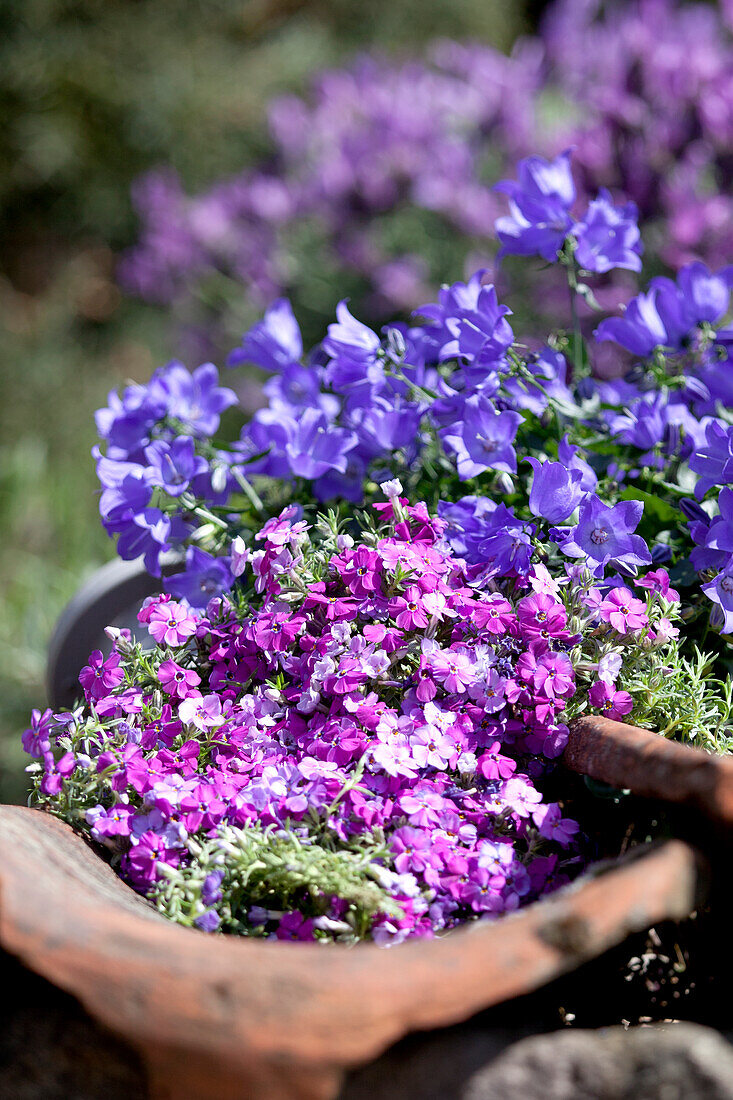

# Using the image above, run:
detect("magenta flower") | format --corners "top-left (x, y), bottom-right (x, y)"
top-left (588, 680), bottom-right (634, 720)
top-left (123, 831), bottom-right (180, 887)
top-left (21, 707), bottom-right (54, 758)
top-left (391, 827), bottom-right (437, 874)
top-left (476, 742), bottom-right (517, 781)
top-left (396, 784), bottom-right (446, 827)
top-left (79, 650), bottom-right (125, 701)
top-left (276, 912), bottom-right (316, 941)
top-left (392, 586), bottom-right (429, 630)
top-left (635, 569), bottom-right (680, 603)
top-left (516, 592), bottom-right (568, 639)
top-left (178, 694), bottom-right (225, 730)
top-left (533, 803), bottom-right (580, 847)
top-left (503, 776), bottom-right (543, 818)
top-left (515, 643), bottom-right (575, 701)
top-left (409, 726), bottom-right (456, 770)
top-left (157, 659), bottom-right (201, 699)
top-left (599, 588), bottom-right (648, 634)
top-left (147, 600), bottom-right (198, 646)
top-left (430, 649), bottom-right (476, 694)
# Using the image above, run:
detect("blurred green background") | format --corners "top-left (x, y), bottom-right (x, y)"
top-left (0, 0), bottom-right (529, 802)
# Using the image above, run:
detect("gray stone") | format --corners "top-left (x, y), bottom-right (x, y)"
top-left (342, 1023), bottom-right (733, 1100)
top-left (464, 1024), bottom-right (733, 1100)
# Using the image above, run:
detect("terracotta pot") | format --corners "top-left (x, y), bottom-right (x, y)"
top-left (2, 715), bottom-right (726, 1100)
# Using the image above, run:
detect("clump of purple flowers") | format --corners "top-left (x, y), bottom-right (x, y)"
top-left (25, 497), bottom-right (687, 941)
top-left (120, 0), bottom-right (733, 349)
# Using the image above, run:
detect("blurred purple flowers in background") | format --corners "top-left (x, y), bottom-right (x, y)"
top-left (119, 0), bottom-right (733, 350)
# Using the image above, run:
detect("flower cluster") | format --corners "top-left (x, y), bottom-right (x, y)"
top-left (26, 498), bottom-right (693, 941)
top-left (90, 138), bottom-right (733, 759)
top-left (119, 0), bottom-right (733, 349)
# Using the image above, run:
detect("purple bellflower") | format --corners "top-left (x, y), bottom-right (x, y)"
top-left (145, 438), bottom-right (208, 497)
top-left (526, 458), bottom-right (585, 524)
top-left (559, 496), bottom-right (652, 577)
top-left (572, 189), bottom-right (642, 274)
top-left (702, 563), bottom-right (733, 635)
top-left (494, 151), bottom-right (575, 262)
top-left (165, 547), bottom-right (233, 607)
top-left (228, 297), bottom-right (303, 371)
top-left (441, 397), bottom-right (523, 480)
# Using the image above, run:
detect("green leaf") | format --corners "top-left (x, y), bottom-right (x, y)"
top-left (618, 487), bottom-right (680, 525)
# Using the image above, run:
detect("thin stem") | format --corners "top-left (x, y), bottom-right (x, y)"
top-left (565, 258), bottom-right (584, 381)
top-left (231, 465), bottom-right (265, 514)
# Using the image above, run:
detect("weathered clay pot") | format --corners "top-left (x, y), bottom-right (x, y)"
top-left (10, 563), bottom-right (732, 1097)
top-left (3, 715), bottom-right (730, 1100)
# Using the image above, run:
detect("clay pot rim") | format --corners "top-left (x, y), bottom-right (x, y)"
top-left (0, 714), bottom-right (719, 1098)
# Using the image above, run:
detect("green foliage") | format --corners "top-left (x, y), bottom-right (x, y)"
top-left (619, 644), bottom-right (733, 753)
top-left (150, 824), bottom-right (403, 939)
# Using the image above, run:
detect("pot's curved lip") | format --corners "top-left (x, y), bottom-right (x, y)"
top-left (566, 716), bottom-right (733, 827)
top-left (0, 803), bottom-right (703, 1084)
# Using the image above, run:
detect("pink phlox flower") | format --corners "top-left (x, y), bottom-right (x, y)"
top-left (297, 756), bottom-right (346, 783)
top-left (276, 911), bottom-right (316, 941)
top-left (434, 810), bottom-right (477, 847)
top-left (421, 587), bottom-right (450, 620)
top-left (85, 802), bottom-right (135, 843)
top-left (148, 600), bottom-right (198, 646)
top-left (79, 650), bottom-right (125, 701)
top-left (325, 655), bottom-right (368, 696)
top-left (477, 741), bottom-right (517, 780)
top-left (503, 775), bottom-right (543, 818)
top-left (22, 707), bottom-right (55, 758)
top-left (515, 642), bottom-right (575, 700)
top-left (430, 647), bottom-right (476, 693)
top-left (635, 568), bottom-right (680, 603)
top-left (532, 802), bottom-right (580, 847)
top-left (396, 783), bottom-right (446, 827)
top-left (470, 595), bottom-right (515, 635)
top-left (304, 582), bottom-right (359, 621)
top-left (516, 592), bottom-right (569, 640)
top-left (391, 826), bottom-right (438, 874)
top-left (527, 562), bottom-right (561, 598)
top-left (599, 587), bottom-right (649, 634)
top-left (333, 545), bottom-right (382, 597)
top-left (409, 724), bottom-right (456, 770)
top-left (473, 668), bottom-right (507, 712)
top-left (140, 704), bottom-right (183, 750)
top-left (477, 838), bottom-right (514, 877)
top-left (588, 679), bottom-right (634, 719)
top-left (123, 830), bottom-right (180, 886)
top-left (391, 584), bottom-right (429, 630)
top-left (180, 781), bottom-right (228, 831)
top-left (137, 593), bottom-right (171, 624)
top-left (255, 506), bottom-right (309, 546)
top-left (652, 616), bottom-right (679, 643)
top-left (362, 622), bottom-right (404, 652)
top-left (501, 860), bottom-right (532, 908)
top-left (96, 742), bottom-right (142, 791)
top-left (179, 693), bottom-right (225, 730)
top-left (157, 659), bottom-right (201, 699)
top-left (251, 609), bottom-right (305, 651)
top-left (596, 651), bottom-right (623, 684)
top-left (370, 738), bottom-right (418, 779)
